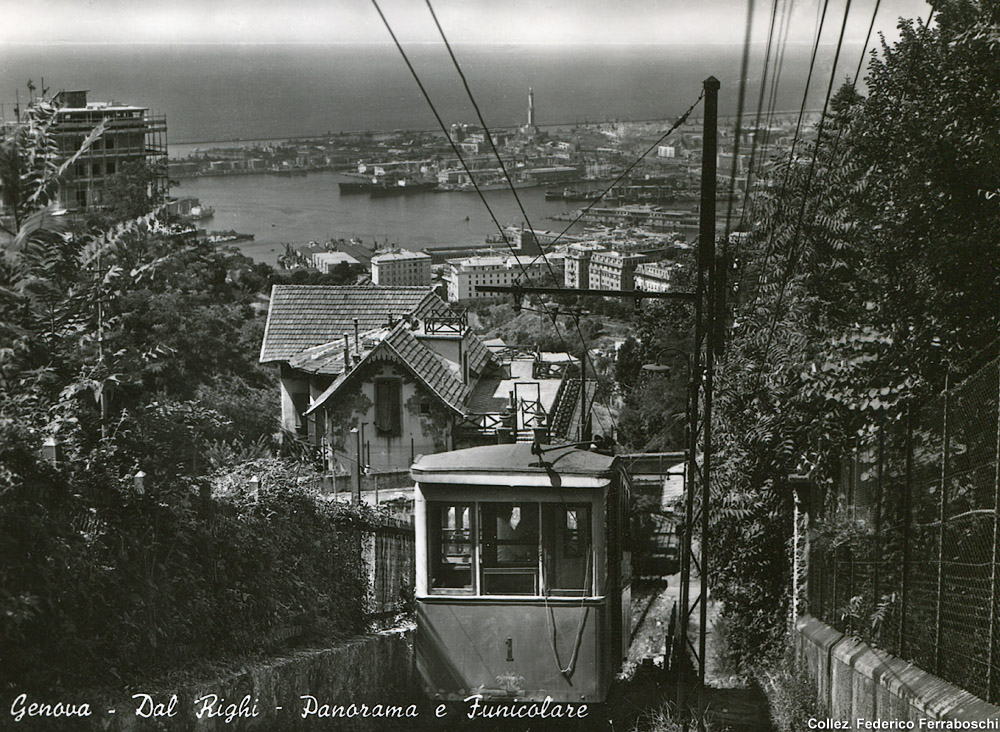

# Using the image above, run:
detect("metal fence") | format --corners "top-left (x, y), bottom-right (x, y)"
top-left (808, 356), bottom-right (1000, 703)
top-left (368, 518), bottom-right (415, 617)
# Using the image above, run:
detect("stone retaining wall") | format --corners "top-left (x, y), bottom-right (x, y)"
top-left (33, 626), bottom-right (416, 731)
top-left (795, 615), bottom-right (1000, 727)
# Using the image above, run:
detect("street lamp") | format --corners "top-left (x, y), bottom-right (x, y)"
top-left (640, 347), bottom-right (693, 447)
top-left (349, 426), bottom-right (362, 505)
top-left (641, 347), bottom-right (692, 377)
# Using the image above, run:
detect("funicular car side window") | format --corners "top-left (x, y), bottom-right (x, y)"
top-left (480, 502), bottom-right (539, 595)
top-left (428, 502), bottom-right (473, 592)
top-left (542, 504), bottom-right (592, 595)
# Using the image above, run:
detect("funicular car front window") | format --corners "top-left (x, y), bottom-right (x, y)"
top-left (427, 499), bottom-right (595, 597)
top-left (480, 502), bottom-right (539, 595)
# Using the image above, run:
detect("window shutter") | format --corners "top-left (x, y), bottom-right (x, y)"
top-left (375, 379), bottom-right (401, 435)
top-left (389, 380), bottom-right (401, 434)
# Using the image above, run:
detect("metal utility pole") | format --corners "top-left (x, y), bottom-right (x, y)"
top-left (676, 75), bottom-right (719, 727)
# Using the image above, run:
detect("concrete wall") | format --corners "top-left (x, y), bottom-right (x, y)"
top-left (796, 615), bottom-right (1000, 728)
top-left (86, 627), bottom-right (416, 731)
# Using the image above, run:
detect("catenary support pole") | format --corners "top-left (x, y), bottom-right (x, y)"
top-left (698, 75), bottom-right (719, 727)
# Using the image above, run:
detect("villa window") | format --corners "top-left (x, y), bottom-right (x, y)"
top-left (374, 378), bottom-right (402, 435)
top-left (290, 392), bottom-right (310, 437)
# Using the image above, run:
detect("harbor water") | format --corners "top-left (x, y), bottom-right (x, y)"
top-left (174, 171), bottom-right (593, 266)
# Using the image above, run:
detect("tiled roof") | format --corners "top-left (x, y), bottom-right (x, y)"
top-left (463, 326), bottom-right (494, 377)
top-left (382, 325), bottom-right (471, 412)
top-left (259, 285), bottom-right (447, 363)
top-left (307, 322), bottom-right (474, 416)
top-left (465, 373), bottom-right (509, 413)
top-left (286, 327), bottom-right (391, 375)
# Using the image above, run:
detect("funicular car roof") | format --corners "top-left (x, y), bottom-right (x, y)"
top-left (411, 443), bottom-right (618, 488)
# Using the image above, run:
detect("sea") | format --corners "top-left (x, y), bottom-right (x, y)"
top-left (1, 42), bottom-right (863, 265)
top-left (174, 173), bottom-right (586, 265)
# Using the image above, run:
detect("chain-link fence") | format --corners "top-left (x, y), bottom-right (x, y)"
top-left (807, 356), bottom-right (1000, 703)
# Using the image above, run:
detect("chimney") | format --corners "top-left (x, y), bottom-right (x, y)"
top-left (353, 317), bottom-right (360, 347)
top-left (343, 334), bottom-right (350, 368)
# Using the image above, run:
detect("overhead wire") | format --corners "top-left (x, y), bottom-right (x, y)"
top-left (752, 2), bottom-right (937, 396)
top-left (750, 0), bottom-right (857, 390)
top-left (740, 0), bottom-right (794, 234)
top-left (722, 0), bottom-right (757, 240)
top-left (733, 0), bottom-right (782, 238)
top-left (740, 0), bottom-right (833, 332)
top-left (820, 0), bottom-right (886, 169)
top-left (369, 0), bottom-right (514, 250)
top-left (374, 0), bottom-right (630, 441)
top-left (370, 0), bottom-right (601, 436)
top-left (546, 94), bottom-right (704, 250)
top-left (423, 0), bottom-right (619, 439)
top-left (731, 0), bottom-right (792, 307)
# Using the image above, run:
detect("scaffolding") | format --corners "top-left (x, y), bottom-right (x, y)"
top-left (46, 91), bottom-right (168, 212)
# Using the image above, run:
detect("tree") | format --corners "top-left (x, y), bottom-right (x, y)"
top-left (85, 160), bottom-right (166, 230)
top-left (710, 0), bottom-right (1000, 674)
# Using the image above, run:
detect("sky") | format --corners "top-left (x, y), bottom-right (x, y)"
top-left (3, 0), bottom-right (933, 47)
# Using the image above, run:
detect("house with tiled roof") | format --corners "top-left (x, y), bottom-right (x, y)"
top-left (260, 285), bottom-right (581, 479)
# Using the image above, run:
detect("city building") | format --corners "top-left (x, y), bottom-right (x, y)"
top-left (443, 253), bottom-right (559, 302)
top-left (564, 243), bottom-right (606, 289)
top-left (444, 255), bottom-right (514, 303)
top-left (371, 250), bottom-right (432, 287)
top-left (42, 90), bottom-right (168, 212)
top-left (312, 251), bottom-right (360, 273)
top-left (635, 261), bottom-right (679, 293)
top-left (588, 250), bottom-right (648, 291)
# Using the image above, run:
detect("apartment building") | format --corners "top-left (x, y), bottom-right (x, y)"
top-left (588, 250), bottom-right (648, 291)
top-left (634, 261), bottom-right (678, 293)
top-left (371, 250), bottom-right (432, 287)
top-left (564, 243), bottom-right (606, 289)
top-left (444, 253), bottom-right (558, 302)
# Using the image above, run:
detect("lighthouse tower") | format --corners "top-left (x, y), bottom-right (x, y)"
top-left (521, 87), bottom-right (539, 139)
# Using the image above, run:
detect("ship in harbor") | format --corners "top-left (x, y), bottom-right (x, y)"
top-left (544, 187), bottom-right (603, 202)
top-left (339, 175), bottom-right (437, 196)
top-left (369, 178), bottom-right (438, 196)
top-left (338, 180), bottom-right (375, 194)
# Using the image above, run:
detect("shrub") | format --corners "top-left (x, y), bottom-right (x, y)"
top-left (759, 649), bottom-right (822, 732)
top-left (0, 449), bottom-right (388, 694)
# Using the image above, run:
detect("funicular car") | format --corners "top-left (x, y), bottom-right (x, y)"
top-left (411, 441), bottom-right (632, 703)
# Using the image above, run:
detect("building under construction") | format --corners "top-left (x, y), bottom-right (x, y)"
top-left (44, 89), bottom-right (168, 212)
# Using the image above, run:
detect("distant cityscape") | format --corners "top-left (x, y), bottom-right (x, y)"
top-left (6, 83), bottom-right (817, 304)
